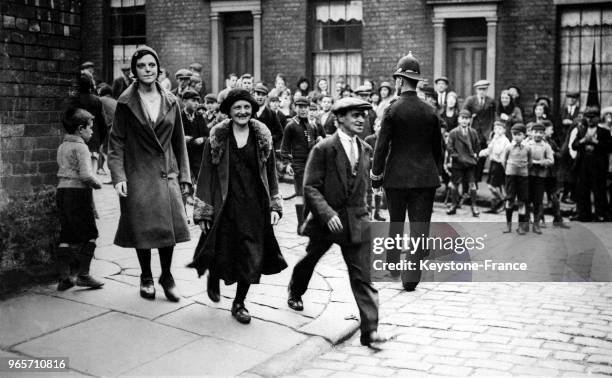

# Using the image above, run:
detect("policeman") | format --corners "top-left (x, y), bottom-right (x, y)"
top-left (371, 52), bottom-right (443, 291)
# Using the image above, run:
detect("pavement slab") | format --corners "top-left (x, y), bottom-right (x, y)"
top-left (12, 312), bottom-right (199, 377)
top-left (155, 302), bottom-right (308, 354)
top-left (0, 294), bottom-right (108, 348)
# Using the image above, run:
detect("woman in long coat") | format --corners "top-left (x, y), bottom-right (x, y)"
top-left (108, 46), bottom-right (191, 302)
top-left (188, 89), bottom-right (286, 324)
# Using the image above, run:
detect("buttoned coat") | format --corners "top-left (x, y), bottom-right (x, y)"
top-left (108, 83), bottom-right (191, 249)
top-left (301, 132), bottom-right (371, 243)
top-left (462, 95), bottom-right (496, 147)
top-left (447, 126), bottom-right (480, 168)
top-left (188, 119), bottom-right (285, 277)
top-left (372, 91), bottom-right (443, 189)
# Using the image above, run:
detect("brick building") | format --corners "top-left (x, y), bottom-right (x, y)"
top-left (1, 0), bottom-right (611, 204)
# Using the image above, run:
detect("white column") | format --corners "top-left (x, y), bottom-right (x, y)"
top-left (433, 18), bottom-right (446, 80)
top-left (486, 17), bottom-right (498, 96)
top-left (252, 10), bottom-right (262, 82)
top-left (211, 12), bottom-right (221, 93)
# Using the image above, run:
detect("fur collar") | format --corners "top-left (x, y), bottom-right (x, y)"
top-left (209, 118), bottom-right (273, 165)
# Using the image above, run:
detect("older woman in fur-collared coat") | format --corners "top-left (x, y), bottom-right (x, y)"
top-left (188, 89), bottom-right (286, 324)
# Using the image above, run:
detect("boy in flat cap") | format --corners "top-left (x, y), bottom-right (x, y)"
top-left (181, 89), bottom-right (209, 186)
top-left (253, 83), bottom-right (284, 149)
top-left (463, 79), bottom-right (496, 181)
top-left (446, 109), bottom-right (481, 217)
top-left (526, 122), bottom-right (554, 233)
top-left (280, 96), bottom-right (325, 232)
top-left (435, 77), bottom-right (450, 107)
top-left (501, 123), bottom-right (532, 234)
top-left (287, 97), bottom-right (388, 348)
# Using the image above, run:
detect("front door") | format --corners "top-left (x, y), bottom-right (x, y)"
top-left (445, 18), bottom-right (487, 103)
top-left (223, 12), bottom-right (253, 79)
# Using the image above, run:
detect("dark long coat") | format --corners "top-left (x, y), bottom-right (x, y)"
top-left (108, 83), bottom-right (191, 249)
top-left (372, 90), bottom-right (443, 189)
top-left (188, 119), bottom-right (286, 278)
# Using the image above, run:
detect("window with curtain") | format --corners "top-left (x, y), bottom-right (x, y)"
top-left (559, 7), bottom-right (612, 108)
top-left (313, 0), bottom-right (363, 93)
top-left (108, 0), bottom-right (146, 80)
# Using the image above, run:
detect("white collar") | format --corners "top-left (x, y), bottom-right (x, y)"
top-left (337, 128), bottom-right (357, 143)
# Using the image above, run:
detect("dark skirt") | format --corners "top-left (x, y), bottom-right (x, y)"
top-left (56, 187), bottom-right (98, 243)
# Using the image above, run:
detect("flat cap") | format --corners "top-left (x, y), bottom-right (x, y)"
top-left (175, 68), bottom-right (193, 79)
top-left (331, 97), bottom-right (372, 115)
top-left (434, 76), bottom-right (449, 84)
top-left (511, 123), bottom-right (527, 134)
top-left (293, 96), bottom-right (310, 106)
top-left (566, 91), bottom-right (580, 98)
top-left (80, 61), bottom-right (94, 69)
top-left (354, 85), bottom-right (371, 95)
top-left (189, 62), bottom-right (203, 71)
top-left (584, 106), bottom-right (600, 117)
top-left (421, 86), bottom-right (436, 98)
top-left (182, 89), bottom-right (201, 101)
top-left (379, 81), bottom-right (393, 90)
top-left (309, 102), bottom-right (318, 110)
top-left (204, 93), bottom-right (218, 103)
top-left (120, 65), bottom-right (130, 71)
top-left (458, 109), bottom-right (471, 118)
top-left (253, 83), bottom-right (269, 94)
top-left (531, 122), bottom-right (545, 132)
top-left (473, 80), bottom-right (490, 88)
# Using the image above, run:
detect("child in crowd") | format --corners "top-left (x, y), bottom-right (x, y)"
top-left (526, 123), bottom-right (554, 234)
top-left (502, 123), bottom-right (532, 234)
top-left (542, 120), bottom-right (570, 228)
top-left (55, 108), bottom-right (105, 291)
top-left (446, 109), bottom-right (481, 217)
top-left (203, 93), bottom-right (222, 128)
top-left (480, 121), bottom-right (511, 213)
top-left (269, 95), bottom-right (288, 130)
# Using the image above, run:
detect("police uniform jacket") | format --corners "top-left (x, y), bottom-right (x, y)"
top-left (372, 90), bottom-right (443, 189)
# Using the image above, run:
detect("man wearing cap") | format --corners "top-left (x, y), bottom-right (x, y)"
top-left (371, 52), bottom-right (443, 292)
top-left (560, 92), bottom-right (580, 143)
top-left (172, 69), bottom-right (193, 99)
top-left (80, 61), bottom-right (95, 76)
top-left (462, 79), bottom-right (496, 181)
top-left (188, 63), bottom-right (206, 94)
top-left (421, 86), bottom-right (439, 110)
top-left (239, 73), bottom-right (254, 93)
top-left (287, 97), bottom-right (388, 348)
top-left (181, 89), bottom-right (209, 186)
top-left (281, 96), bottom-right (326, 231)
top-left (435, 77), bottom-right (450, 107)
top-left (354, 85), bottom-right (376, 139)
top-left (253, 83), bottom-right (284, 149)
top-left (112, 66), bottom-right (132, 99)
top-left (571, 106), bottom-right (612, 221)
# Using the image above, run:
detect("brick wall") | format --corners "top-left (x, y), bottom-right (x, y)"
top-left (363, 0), bottom-right (435, 88)
top-left (497, 0), bottom-right (557, 117)
top-left (147, 0), bottom-right (211, 92)
top-left (260, 0), bottom-right (308, 90)
top-left (81, 1), bottom-right (104, 82)
top-left (0, 0), bottom-right (82, 207)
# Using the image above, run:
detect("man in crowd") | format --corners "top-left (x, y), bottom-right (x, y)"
top-left (318, 95), bottom-right (336, 135)
top-left (253, 83), bottom-right (284, 149)
top-left (181, 89), bottom-right (208, 187)
top-left (559, 91), bottom-right (580, 145)
top-left (217, 73), bottom-right (239, 103)
top-left (462, 79), bottom-right (496, 181)
top-left (172, 68), bottom-right (193, 99)
top-left (354, 86), bottom-right (375, 139)
top-left (112, 66), bottom-right (132, 99)
top-left (435, 76), bottom-right (450, 108)
top-left (287, 97), bottom-right (388, 348)
top-left (371, 52), bottom-right (442, 291)
top-left (281, 97), bottom-right (325, 232)
top-left (189, 62), bottom-right (206, 94)
top-left (240, 73), bottom-right (254, 93)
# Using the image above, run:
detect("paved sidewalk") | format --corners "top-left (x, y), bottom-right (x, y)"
top-left (0, 181), bottom-right (401, 377)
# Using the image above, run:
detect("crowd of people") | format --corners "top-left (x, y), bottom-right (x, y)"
top-left (55, 47), bottom-right (611, 348)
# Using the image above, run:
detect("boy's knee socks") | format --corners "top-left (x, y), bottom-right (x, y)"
top-left (77, 241), bottom-right (96, 276)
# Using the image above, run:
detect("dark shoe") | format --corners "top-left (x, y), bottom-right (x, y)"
top-left (516, 225), bottom-right (526, 235)
top-left (553, 221), bottom-right (570, 229)
top-left (76, 274), bottom-right (104, 288)
top-left (360, 331), bottom-right (390, 349)
top-left (402, 282), bottom-right (418, 292)
top-left (502, 223), bottom-right (512, 233)
top-left (159, 274), bottom-right (180, 302)
top-left (287, 295), bottom-right (304, 311)
top-left (472, 209), bottom-right (480, 217)
top-left (374, 212), bottom-right (386, 221)
top-left (207, 274), bottom-right (220, 303)
top-left (532, 223), bottom-right (542, 235)
top-left (140, 276), bottom-right (156, 300)
top-left (446, 207), bottom-right (457, 215)
top-left (484, 207), bottom-right (498, 214)
top-left (57, 277), bottom-right (75, 291)
top-left (231, 302), bottom-right (251, 324)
